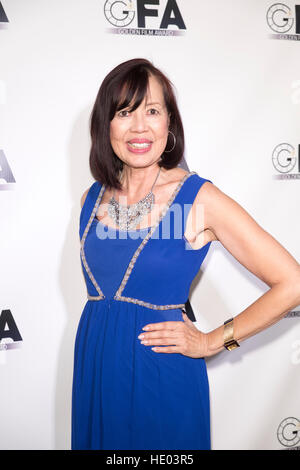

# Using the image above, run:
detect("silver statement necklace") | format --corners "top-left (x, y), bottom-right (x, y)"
top-left (107, 167), bottom-right (161, 231)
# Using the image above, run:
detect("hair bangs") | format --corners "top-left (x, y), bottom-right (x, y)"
top-left (114, 67), bottom-right (150, 115)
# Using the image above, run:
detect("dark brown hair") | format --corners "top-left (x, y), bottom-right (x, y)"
top-left (89, 58), bottom-right (185, 190)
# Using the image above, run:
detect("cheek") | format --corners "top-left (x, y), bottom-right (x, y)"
top-left (110, 120), bottom-right (125, 143)
top-left (109, 125), bottom-right (122, 155)
top-left (154, 119), bottom-right (169, 139)
top-left (109, 123), bottom-right (118, 142)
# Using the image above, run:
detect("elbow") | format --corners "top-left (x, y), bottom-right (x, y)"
top-left (273, 274), bottom-right (300, 312)
top-left (285, 276), bottom-right (300, 307)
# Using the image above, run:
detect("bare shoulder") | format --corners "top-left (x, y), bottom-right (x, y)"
top-left (194, 176), bottom-right (219, 206)
top-left (171, 167), bottom-right (190, 181)
top-left (156, 168), bottom-right (190, 202)
top-left (194, 180), bottom-right (250, 242)
top-left (162, 167), bottom-right (190, 186)
top-left (80, 187), bottom-right (90, 209)
top-left (194, 180), bottom-right (245, 233)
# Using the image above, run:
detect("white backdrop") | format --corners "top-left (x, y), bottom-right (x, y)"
top-left (0, 0), bottom-right (299, 450)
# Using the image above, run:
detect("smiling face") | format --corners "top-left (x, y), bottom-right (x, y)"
top-left (109, 74), bottom-right (170, 169)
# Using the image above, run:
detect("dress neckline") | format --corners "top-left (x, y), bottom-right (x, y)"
top-left (94, 217), bottom-right (152, 233)
top-left (80, 170), bottom-right (197, 301)
top-left (94, 171), bottom-right (196, 233)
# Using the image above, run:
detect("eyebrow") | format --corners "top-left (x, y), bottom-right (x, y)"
top-left (145, 102), bottom-right (163, 107)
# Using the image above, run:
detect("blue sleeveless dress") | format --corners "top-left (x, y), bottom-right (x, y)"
top-left (72, 171), bottom-right (213, 450)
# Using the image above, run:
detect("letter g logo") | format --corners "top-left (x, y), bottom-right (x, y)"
top-left (104, 0), bottom-right (135, 27)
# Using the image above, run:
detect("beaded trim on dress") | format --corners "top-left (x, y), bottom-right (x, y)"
top-left (80, 171), bottom-right (196, 309)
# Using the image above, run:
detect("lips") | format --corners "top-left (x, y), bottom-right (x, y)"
top-left (128, 138), bottom-right (153, 144)
top-left (127, 138), bottom-right (153, 153)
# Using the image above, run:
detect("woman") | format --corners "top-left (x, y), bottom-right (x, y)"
top-left (72, 58), bottom-right (300, 450)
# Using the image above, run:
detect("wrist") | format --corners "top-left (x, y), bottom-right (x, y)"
top-left (204, 318), bottom-right (241, 357)
top-left (204, 326), bottom-right (225, 357)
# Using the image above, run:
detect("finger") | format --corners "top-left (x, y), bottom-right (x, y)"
top-left (151, 346), bottom-right (181, 353)
top-left (141, 336), bottom-right (179, 346)
top-left (142, 321), bottom-right (182, 331)
top-left (139, 330), bottom-right (177, 340)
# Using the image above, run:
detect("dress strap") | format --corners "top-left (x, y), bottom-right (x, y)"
top-left (79, 181), bottom-right (101, 240)
top-left (178, 173), bottom-right (213, 238)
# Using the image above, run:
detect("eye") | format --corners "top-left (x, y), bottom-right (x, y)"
top-left (118, 109), bottom-right (130, 117)
top-left (147, 108), bottom-right (159, 115)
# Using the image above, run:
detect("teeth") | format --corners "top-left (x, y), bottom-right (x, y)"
top-left (128, 142), bottom-right (151, 149)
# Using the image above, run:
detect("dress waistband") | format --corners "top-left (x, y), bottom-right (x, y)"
top-left (87, 294), bottom-right (186, 311)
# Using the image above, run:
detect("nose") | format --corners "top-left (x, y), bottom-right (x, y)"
top-left (130, 109), bottom-right (148, 133)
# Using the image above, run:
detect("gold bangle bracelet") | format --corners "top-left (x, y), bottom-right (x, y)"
top-left (223, 317), bottom-right (240, 351)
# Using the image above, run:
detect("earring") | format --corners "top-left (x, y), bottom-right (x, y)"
top-left (164, 130), bottom-right (176, 153)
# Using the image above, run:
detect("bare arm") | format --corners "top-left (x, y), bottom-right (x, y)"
top-left (194, 182), bottom-right (300, 357)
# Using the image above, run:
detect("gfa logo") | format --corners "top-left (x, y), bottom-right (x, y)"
top-left (277, 417), bottom-right (300, 448)
top-left (0, 149), bottom-right (16, 187)
top-left (104, 0), bottom-right (186, 35)
top-left (0, 310), bottom-right (23, 352)
top-left (0, 1), bottom-right (8, 23)
top-left (266, 3), bottom-right (300, 37)
top-left (272, 143), bottom-right (300, 179)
